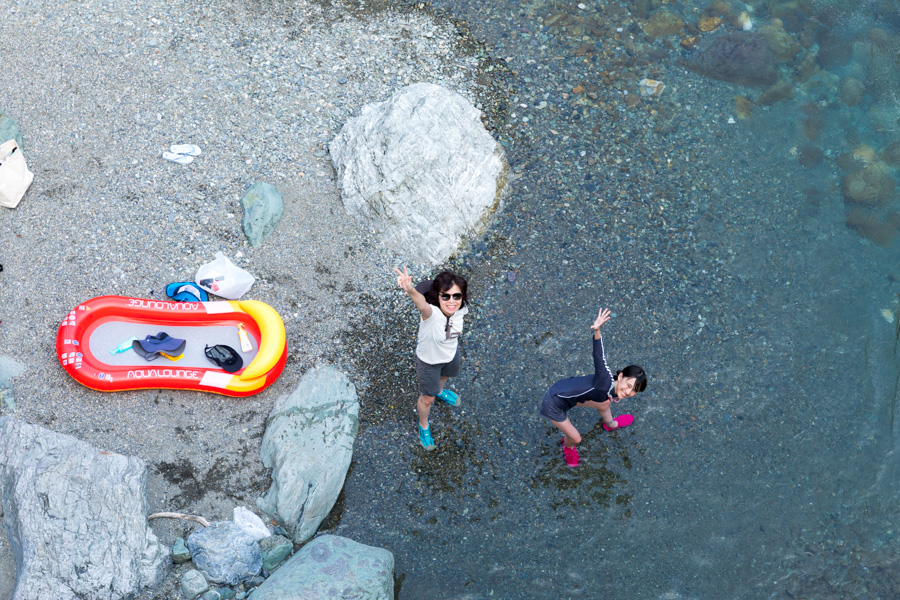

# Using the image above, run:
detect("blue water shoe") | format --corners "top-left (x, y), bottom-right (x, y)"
top-left (418, 424), bottom-right (436, 450)
top-left (435, 389), bottom-right (460, 406)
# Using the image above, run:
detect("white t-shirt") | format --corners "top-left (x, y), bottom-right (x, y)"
top-left (416, 304), bottom-right (468, 365)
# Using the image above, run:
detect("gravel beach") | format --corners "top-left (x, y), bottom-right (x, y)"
top-left (0, 0), bottom-right (488, 596)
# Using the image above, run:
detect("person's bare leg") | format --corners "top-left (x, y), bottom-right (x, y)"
top-left (417, 394), bottom-right (435, 428)
top-left (551, 417), bottom-right (582, 448)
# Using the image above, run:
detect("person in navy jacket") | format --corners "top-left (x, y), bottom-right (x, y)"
top-left (539, 307), bottom-right (647, 467)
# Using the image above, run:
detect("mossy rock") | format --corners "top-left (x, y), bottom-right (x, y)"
top-left (841, 162), bottom-right (896, 206)
top-left (0, 111), bottom-right (23, 150)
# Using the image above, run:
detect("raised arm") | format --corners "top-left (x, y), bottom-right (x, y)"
top-left (590, 307), bottom-right (614, 391)
top-left (394, 266), bottom-right (433, 320)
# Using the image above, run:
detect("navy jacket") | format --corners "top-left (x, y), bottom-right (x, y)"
top-left (548, 334), bottom-right (615, 412)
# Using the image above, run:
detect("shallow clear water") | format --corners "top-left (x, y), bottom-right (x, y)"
top-left (338, 1), bottom-right (900, 597)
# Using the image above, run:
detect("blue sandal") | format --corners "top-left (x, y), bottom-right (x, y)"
top-left (435, 389), bottom-right (460, 406)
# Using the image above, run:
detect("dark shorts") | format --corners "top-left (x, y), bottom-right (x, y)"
top-left (539, 390), bottom-right (568, 423)
top-left (415, 348), bottom-right (461, 396)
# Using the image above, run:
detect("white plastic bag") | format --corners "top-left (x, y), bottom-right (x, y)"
top-left (196, 252), bottom-right (255, 299)
top-left (0, 139), bottom-right (34, 209)
top-left (233, 507), bottom-right (270, 541)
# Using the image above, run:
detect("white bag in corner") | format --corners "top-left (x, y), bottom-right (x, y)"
top-left (0, 139), bottom-right (34, 209)
top-left (196, 251), bottom-right (255, 299)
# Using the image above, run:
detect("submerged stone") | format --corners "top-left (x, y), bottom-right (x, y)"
top-left (846, 207), bottom-right (900, 247)
top-left (841, 162), bottom-right (896, 206)
top-left (642, 11), bottom-right (685, 37)
top-left (680, 32), bottom-right (777, 88)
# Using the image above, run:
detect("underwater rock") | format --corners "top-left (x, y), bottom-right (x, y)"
top-left (707, 0), bottom-right (735, 21)
top-left (680, 32), bottom-right (777, 88)
top-left (881, 141), bottom-right (900, 167)
top-left (758, 79), bottom-right (794, 105)
top-left (853, 144), bottom-right (877, 164)
top-left (793, 51), bottom-right (818, 83)
top-left (799, 102), bottom-right (823, 142)
top-left (639, 78), bottom-right (665, 96)
top-left (734, 95), bottom-right (754, 119)
top-left (835, 153), bottom-right (861, 173)
top-left (759, 20), bottom-right (801, 62)
top-left (840, 77), bottom-right (865, 106)
top-left (798, 146), bottom-right (823, 168)
top-left (680, 36), bottom-right (700, 50)
top-left (815, 28), bottom-right (852, 70)
top-left (846, 207), bottom-right (900, 247)
top-left (642, 11), bottom-right (685, 37)
top-left (698, 16), bottom-right (723, 32)
top-left (841, 162), bottom-right (896, 207)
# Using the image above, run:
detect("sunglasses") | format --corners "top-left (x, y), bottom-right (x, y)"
top-left (440, 293), bottom-right (463, 301)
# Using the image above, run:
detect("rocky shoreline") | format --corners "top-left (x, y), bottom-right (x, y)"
top-left (0, 0), bottom-right (498, 597)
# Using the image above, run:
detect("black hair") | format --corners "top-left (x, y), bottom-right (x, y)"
top-left (426, 271), bottom-right (468, 308)
top-left (616, 365), bottom-right (647, 392)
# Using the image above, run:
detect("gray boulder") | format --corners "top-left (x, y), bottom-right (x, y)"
top-left (0, 356), bottom-right (25, 411)
top-left (247, 535), bottom-right (393, 600)
top-left (187, 522), bottom-right (262, 586)
top-left (330, 82), bottom-right (509, 266)
top-left (257, 366), bottom-right (359, 545)
top-left (258, 534), bottom-right (293, 572)
top-left (181, 569), bottom-right (210, 600)
top-left (241, 182), bottom-right (284, 248)
top-left (0, 112), bottom-right (23, 151)
top-left (0, 417), bottom-right (169, 600)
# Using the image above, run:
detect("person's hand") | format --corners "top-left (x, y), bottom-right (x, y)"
top-left (394, 266), bottom-right (413, 292)
top-left (591, 307), bottom-right (612, 331)
top-left (606, 420), bottom-right (618, 429)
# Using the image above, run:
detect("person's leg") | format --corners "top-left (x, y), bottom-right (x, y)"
top-left (436, 349), bottom-right (461, 404)
top-left (551, 417), bottom-right (582, 448)
top-left (417, 394), bottom-right (435, 428)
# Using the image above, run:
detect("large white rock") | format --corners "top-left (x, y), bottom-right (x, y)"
top-left (330, 82), bottom-right (509, 266)
top-left (0, 417), bottom-right (169, 600)
top-left (256, 366), bottom-right (359, 545)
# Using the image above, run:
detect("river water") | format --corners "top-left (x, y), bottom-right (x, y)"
top-left (337, 1), bottom-right (900, 598)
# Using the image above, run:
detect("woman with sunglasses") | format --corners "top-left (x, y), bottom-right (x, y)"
top-left (540, 307), bottom-right (647, 467)
top-left (395, 266), bottom-right (469, 450)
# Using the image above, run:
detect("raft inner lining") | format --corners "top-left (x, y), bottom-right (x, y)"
top-left (90, 321), bottom-right (260, 369)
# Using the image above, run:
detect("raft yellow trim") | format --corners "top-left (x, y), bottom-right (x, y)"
top-left (232, 300), bottom-right (286, 381)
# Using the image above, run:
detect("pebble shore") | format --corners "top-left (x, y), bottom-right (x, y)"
top-left (0, 0), bottom-right (489, 597)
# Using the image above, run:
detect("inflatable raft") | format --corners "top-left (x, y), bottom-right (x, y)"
top-left (56, 296), bottom-right (287, 397)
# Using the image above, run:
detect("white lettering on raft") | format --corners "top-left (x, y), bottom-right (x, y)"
top-left (127, 299), bottom-right (201, 310)
top-left (127, 369), bottom-right (201, 379)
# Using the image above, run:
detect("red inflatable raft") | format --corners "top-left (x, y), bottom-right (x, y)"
top-left (56, 296), bottom-right (287, 397)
